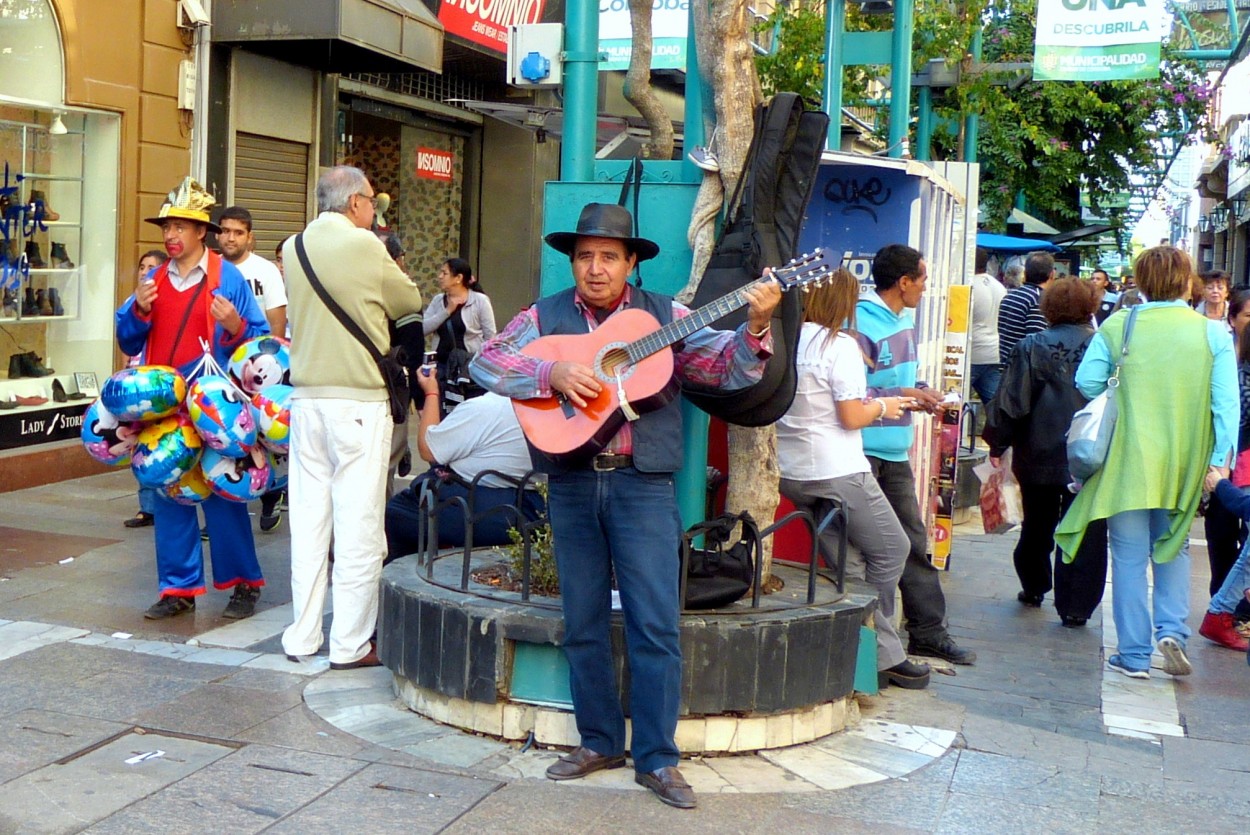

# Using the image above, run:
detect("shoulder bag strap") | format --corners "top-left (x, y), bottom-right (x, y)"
top-left (293, 233), bottom-right (384, 364)
top-left (617, 158), bottom-right (646, 287)
top-left (1108, 305), bottom-right (1140, 385)
top-left (164, 276), bottom-right (207, 367)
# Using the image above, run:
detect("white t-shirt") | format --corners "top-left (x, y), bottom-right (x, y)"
top-left (969, 272), bottom-right (1006, 365)
top-left (776, 324), bottom-right (870, 481)
top-left (426, 392), bottom-right (534, 488)
top-left (234, 252), bottom-right (287, 312)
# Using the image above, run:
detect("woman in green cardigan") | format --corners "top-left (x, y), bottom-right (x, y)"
top-left (1055, 246), bottom-right (1238, 680)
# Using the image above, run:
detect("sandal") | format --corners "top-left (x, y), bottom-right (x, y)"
top-left (124, 511), bottom-right (154, 528)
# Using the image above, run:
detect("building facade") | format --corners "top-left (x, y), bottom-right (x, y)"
top-left (0, 0), bottom-right (194, 488)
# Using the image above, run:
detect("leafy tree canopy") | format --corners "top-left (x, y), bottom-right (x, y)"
top-left (755, 0), bottom-right (1211, 230)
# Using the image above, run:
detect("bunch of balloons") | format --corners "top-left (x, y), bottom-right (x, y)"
top-left (81, 337), bottom-right (293, 505)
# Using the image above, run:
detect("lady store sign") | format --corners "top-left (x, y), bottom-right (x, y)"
top-left (0, 403), bottom-right (89, 450)
top-left (1033, 0), bottom-right (1166, 81)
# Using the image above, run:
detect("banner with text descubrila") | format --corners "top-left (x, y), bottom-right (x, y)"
top-left (1032, 0), bottom-right (1166, 81)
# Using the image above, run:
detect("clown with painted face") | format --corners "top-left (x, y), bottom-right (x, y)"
top-left (115, 177), bottom-right (271, 622)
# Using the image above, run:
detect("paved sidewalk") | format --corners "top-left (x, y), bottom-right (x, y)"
top-left (1, 468), bottom-right (1249, 832)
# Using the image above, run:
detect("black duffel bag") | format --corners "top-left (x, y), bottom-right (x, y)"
top-left (680, 511), bottom-right (760, 610)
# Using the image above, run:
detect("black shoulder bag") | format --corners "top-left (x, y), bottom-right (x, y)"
top-left (679, 510), bottom-right (760, 610)
top-left (293, 234), bottom-right (410, 425)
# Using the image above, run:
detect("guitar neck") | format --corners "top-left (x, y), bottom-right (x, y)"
top-left (627, 282), bottom-right (759, 363)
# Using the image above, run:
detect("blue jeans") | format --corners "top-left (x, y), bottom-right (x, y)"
top-left (969, 363), bottom-right (1002, 404)
top-left (547, 467), bottom-right (682, 774)
top-left (1107, 509), bottom-right (1192, 669)
top-left (138, 486), bottom-right (159, 515)
top-left (1210, 535), bottom-right (1250, 614)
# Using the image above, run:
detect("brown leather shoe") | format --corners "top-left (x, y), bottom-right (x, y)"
top-left (635, 766), bottom-right (697, 809)
top-left (544, 746), bottom-right (626, 781)
top-left (329, 642), bottom-right (382, 670)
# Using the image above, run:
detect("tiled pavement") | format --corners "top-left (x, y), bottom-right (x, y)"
top-left (2, 464), bottom-right (1250, 832)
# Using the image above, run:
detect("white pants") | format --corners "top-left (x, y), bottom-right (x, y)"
top-left (282, 398), bottom-right (392, 665)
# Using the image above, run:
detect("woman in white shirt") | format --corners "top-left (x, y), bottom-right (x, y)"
top-left (423, 258), bottom-right (496, 415)
top-left (776, 268), bottom-right (930, 691)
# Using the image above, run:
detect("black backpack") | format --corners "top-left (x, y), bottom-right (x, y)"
top-left (681, 93), bottom-right (829, 426)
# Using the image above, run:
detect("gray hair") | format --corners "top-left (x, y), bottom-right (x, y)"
top-left (316, 166), bottom-right (369, 214)
top-left (1003, 264), bottom-right (1025, 289)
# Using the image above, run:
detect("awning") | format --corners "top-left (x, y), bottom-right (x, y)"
top-left (1008, 207), bottom-right (1059, 235)
top-left (1047, 224), bottom-right (1114, 245)
top-left (214, 0), bottom-right (443, 74)
top-left (447, 99), bottom-right (685, 158)
top-left (976, 232), bottom-right (1062, 253)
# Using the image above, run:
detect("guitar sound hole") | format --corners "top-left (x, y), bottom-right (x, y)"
top-left (598, 347), bottom-right (633, 382)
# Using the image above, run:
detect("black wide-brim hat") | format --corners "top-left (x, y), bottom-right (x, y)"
top-left (544, 203), bottom-right (660, 262)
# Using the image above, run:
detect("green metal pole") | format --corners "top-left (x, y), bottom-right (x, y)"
top-left (682, 4), bottom-right (705, 183)
top-left (677, 8), bottom-right (709, 529)
top-left (888, 0), bottom-right (914, 158)
top-left (963, 23), bottom-right (982, 163)
top-left (916, 85), bottom-right (932, 161)
top-left (562, 0), bottom-right (599, 181)
top-left (823, 0), bottom-right (846, 150)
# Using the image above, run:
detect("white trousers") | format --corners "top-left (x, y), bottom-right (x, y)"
top-left (282, 398), bottom-right (392, 665)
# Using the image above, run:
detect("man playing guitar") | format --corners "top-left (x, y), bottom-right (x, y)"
top-left (471, 202), bottom-right (780, 809)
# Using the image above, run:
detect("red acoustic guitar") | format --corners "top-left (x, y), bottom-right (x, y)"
top-left (514, 248), bottom-right (836, 462)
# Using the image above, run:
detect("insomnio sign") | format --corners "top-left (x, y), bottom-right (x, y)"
top-left (438, 0), bottom-right (546, 53)
top-left (416, 148), bottom-right (454, 182)
top-left (1033, 0), bottom-right (1165, 81)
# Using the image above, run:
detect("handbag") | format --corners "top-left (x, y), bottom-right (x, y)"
top-left (293, 234), bottom-right (411, 425)
top-left (679, 511), bottom-right (759, 610)
top-left (972, 449), bottom-right (1023, 534)
top-left (1067, 305), bottom-right (1140, 482)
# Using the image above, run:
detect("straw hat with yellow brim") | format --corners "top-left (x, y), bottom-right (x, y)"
top-left (144, 176), bottom-right (221, 234)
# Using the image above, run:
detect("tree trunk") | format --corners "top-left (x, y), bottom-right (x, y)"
top-left (622, 0), bottom-right (674, 160)
top-left (680, 0), bottom-right (779, 582)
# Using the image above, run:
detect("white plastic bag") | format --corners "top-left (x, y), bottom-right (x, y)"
top-left (973, 449), bottom-right (1023, 534)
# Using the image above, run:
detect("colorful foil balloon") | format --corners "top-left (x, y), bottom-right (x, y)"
top-left (265, 450), bottom-right (289, 492)
top-left (228, 336), bottom-right (291, 396)
top-left (131, 413), bottom-right (202, 488)
top-left (187, 375), bottom-right (257, 457)
top-left (165, 465), bottom-right (214, 505)
top-left (101, 365), bottom-right (187, 422)
top-left (201, 447), bottom-right (271, 503)
top-left (252, 384), bottom-right (292, 454)
top-left (81, 398), bottom-right (141, 467)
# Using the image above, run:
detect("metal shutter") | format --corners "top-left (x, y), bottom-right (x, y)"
top-left (233, 133), bottom-right (310, 257)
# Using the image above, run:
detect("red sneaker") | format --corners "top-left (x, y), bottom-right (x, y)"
top-left (1199, 611), bottom-right (1250, 651)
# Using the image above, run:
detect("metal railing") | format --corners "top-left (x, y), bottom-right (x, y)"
top-left (413, 474), bottom-right (850, 611)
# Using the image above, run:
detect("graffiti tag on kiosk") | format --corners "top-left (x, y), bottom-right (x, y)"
top-left (823, 176), bottom-right (892, 222)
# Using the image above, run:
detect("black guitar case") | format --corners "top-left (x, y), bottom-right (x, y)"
top-left (682, 93), bottom-right (829, 426)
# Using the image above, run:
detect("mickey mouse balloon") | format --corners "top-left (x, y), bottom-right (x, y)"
top-left (228, 336), bottom-right (290, 396)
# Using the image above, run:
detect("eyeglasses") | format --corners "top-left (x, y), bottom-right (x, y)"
top-left (356, 192), bottom-right (377, 208)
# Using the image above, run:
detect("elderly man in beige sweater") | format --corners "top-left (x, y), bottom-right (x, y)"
top-left (281, 166), bottom-right (424, 669)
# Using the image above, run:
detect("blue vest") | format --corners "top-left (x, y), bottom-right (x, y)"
top-left (533, 287), bottom-right (684, 474)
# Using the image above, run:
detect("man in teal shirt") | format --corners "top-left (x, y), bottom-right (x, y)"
top-left (856, 244), bottom-right (976, 666)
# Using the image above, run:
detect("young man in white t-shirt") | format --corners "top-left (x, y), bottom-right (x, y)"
top-left (219, 206), bottom-right (287, 337)
top-left (219, 205), bottom-right (288, 531)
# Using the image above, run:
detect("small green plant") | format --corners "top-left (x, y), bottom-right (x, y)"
top-left (502, 483), bottom-right (560, 596)
top-left (504, 523), bottom-right (559, 596)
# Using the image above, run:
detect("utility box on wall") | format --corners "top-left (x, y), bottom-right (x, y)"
top-left (508, 24), bottom-right (563, 88)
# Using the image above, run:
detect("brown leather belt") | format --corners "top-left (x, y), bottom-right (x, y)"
top-left (591, 453), bottom-right (633, 472)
